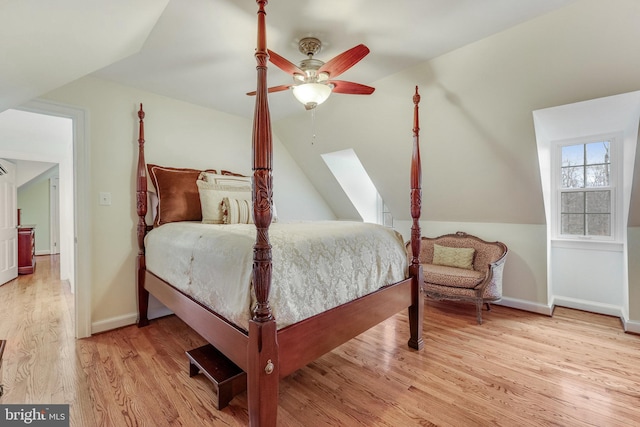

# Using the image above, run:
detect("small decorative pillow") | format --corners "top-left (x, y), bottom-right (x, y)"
top-left (432, 244), bottom-right (475, 270)
top-left (200, 171), bottom-right (279, 223)
top-left (222, 197), bottom-right (253, 224)
top-left (197, 180), bottom-right (252, 224)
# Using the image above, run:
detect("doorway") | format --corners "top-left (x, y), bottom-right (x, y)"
top-left (0, 99), bottom-right (91, 338)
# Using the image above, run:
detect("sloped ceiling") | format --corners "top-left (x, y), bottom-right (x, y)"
top-left (0, 0), bottom-right (170, 112)
top-left (275, 0), bottom-right (640, 223)
top-left (92, 0), bottom-right (577, 121)
top-left (0, 0), bottom-right (576, 119)
top-left (14, 160), bottom-right (58, 188)
top-left (8, 0), bottom-right (618, 226)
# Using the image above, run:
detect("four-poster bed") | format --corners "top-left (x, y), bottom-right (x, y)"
top-left (135, 1), bottom-right (424, 425)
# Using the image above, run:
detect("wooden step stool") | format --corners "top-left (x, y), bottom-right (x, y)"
top-left (186, 344), bottom-right (246, 409)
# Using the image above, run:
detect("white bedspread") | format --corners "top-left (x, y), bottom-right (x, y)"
top-left (145, 221), bottom-right (408, 330)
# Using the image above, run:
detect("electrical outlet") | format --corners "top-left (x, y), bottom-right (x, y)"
top-left (99, 192), bottom-right (112, 206)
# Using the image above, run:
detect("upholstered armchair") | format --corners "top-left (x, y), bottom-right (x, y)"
top-left (407, 232), bottom-right (508, 324)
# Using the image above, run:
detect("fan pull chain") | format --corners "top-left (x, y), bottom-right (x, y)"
top-left (311, 108), bottom-right (317, 145)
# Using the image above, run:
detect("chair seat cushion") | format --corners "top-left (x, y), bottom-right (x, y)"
top-left (423, 264), bottom-right (484, 289)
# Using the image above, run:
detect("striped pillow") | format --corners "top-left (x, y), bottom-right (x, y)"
top-left (197, 180), bottom-right (252, 224)
top-left (222, 197), bottom-right (254, 224)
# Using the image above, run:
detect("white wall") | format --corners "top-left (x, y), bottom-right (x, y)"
top-left (42, 76), bottom-right (334, 332)
top-left (17, 178), bottom-right (51, 254)
top-left (551, 244), bottom-right (624, 312)
top-left (276, 0), bottom-right (640, 325)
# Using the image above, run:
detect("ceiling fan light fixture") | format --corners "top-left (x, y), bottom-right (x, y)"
top-left (292, 82), bottom-right (332, 110)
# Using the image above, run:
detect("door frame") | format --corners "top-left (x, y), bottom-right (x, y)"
top-left (50, 176), bottom-right (60, 255)
top-left (17, 99), bottom-right (91, 339)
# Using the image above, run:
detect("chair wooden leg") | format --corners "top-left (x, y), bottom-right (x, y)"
top-left (475, 299), bottom-right (483, 324)
top-left (485, 302), bottom-right (491, 311)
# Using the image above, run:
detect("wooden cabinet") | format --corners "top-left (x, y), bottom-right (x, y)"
top-left (17, 226), bottom-right (35, 275)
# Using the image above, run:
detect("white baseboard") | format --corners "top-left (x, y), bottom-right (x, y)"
top-left (495, 297), bottom-right (553, 316)
top-left (92, 313), bottom-right (137, 334)
top-left (90, 301), bottom-right (173, 334)
top-left (623, 318), bottom-right (640, 334)
top-left (35, 250), bottom-right (51, 256)
top-left (551, 296), bottom-right (623, 318)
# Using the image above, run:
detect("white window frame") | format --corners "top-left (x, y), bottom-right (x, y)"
top-left (551, 133), bottom-right (622, 243)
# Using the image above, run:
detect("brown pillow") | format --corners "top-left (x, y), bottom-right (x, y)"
top-left (147, 164), bottom-right (216, 226)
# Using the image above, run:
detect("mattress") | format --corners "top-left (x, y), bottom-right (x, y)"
top-left (145, 221), bottom-right (408, 330)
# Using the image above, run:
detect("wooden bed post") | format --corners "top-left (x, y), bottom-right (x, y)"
top-left (408, 87), bottom-right (424, 350)
top-left (136, 104), bottom-right (150, 327)
top-left (248, 1), bottom-right (279, 425)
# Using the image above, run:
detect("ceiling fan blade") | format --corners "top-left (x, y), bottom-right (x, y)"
top-left (329, 80), bottom-right (375, 95)
top-left (246, 84), bottom-right (291, 96)
top-left (318, 44), bottom-right (370, 78)
top-left (267, 49), bottom-right (304, 76)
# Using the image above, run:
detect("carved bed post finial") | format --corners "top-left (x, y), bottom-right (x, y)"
top-left (408, 86), bottom-right (424, 350)
top-left (136, 103), bottom-right (150, 327)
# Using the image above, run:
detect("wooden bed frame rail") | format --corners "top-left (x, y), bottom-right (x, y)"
top-left (135, 1), bottom-right (424, 425)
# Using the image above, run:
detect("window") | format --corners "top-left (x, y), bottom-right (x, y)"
top-left (321, 149), bottom-right (391, 225)
top-left (557, 140), bottom-right (614, 239)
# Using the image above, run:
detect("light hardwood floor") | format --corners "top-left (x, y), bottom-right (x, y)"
top-left (1, 255), bottom-right (639, 426)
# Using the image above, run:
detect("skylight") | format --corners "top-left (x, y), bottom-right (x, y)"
top-left (321, 148), bottom-right (388, 225)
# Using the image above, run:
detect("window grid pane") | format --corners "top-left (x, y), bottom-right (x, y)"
top-left (561, 213), bottom-right (585, 235)
top-left (586, 214), bottom-right (610, 236)
top-left (561, 192), bottom-right (584, 214)
top-left (560, 189), bottom-right (611, 236)
top-left (586, 191), bottom-right (610, 214)
top-left (561, 166), bottom-right (584, 188)
top-left (586, 164), bottom-right (610, 187)
top-left (586, 141), bottom-right (610, 164)
top-left (561, 141), bottom-right (610, 189)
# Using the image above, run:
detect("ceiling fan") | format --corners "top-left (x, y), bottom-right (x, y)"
top-left (248, 37), bottom-right (375, 110)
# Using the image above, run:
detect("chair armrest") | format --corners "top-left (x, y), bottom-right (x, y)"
top-left (473, 249), bottom-right (508, 292)
top-left (474, 250), bottom-right (508, 299)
